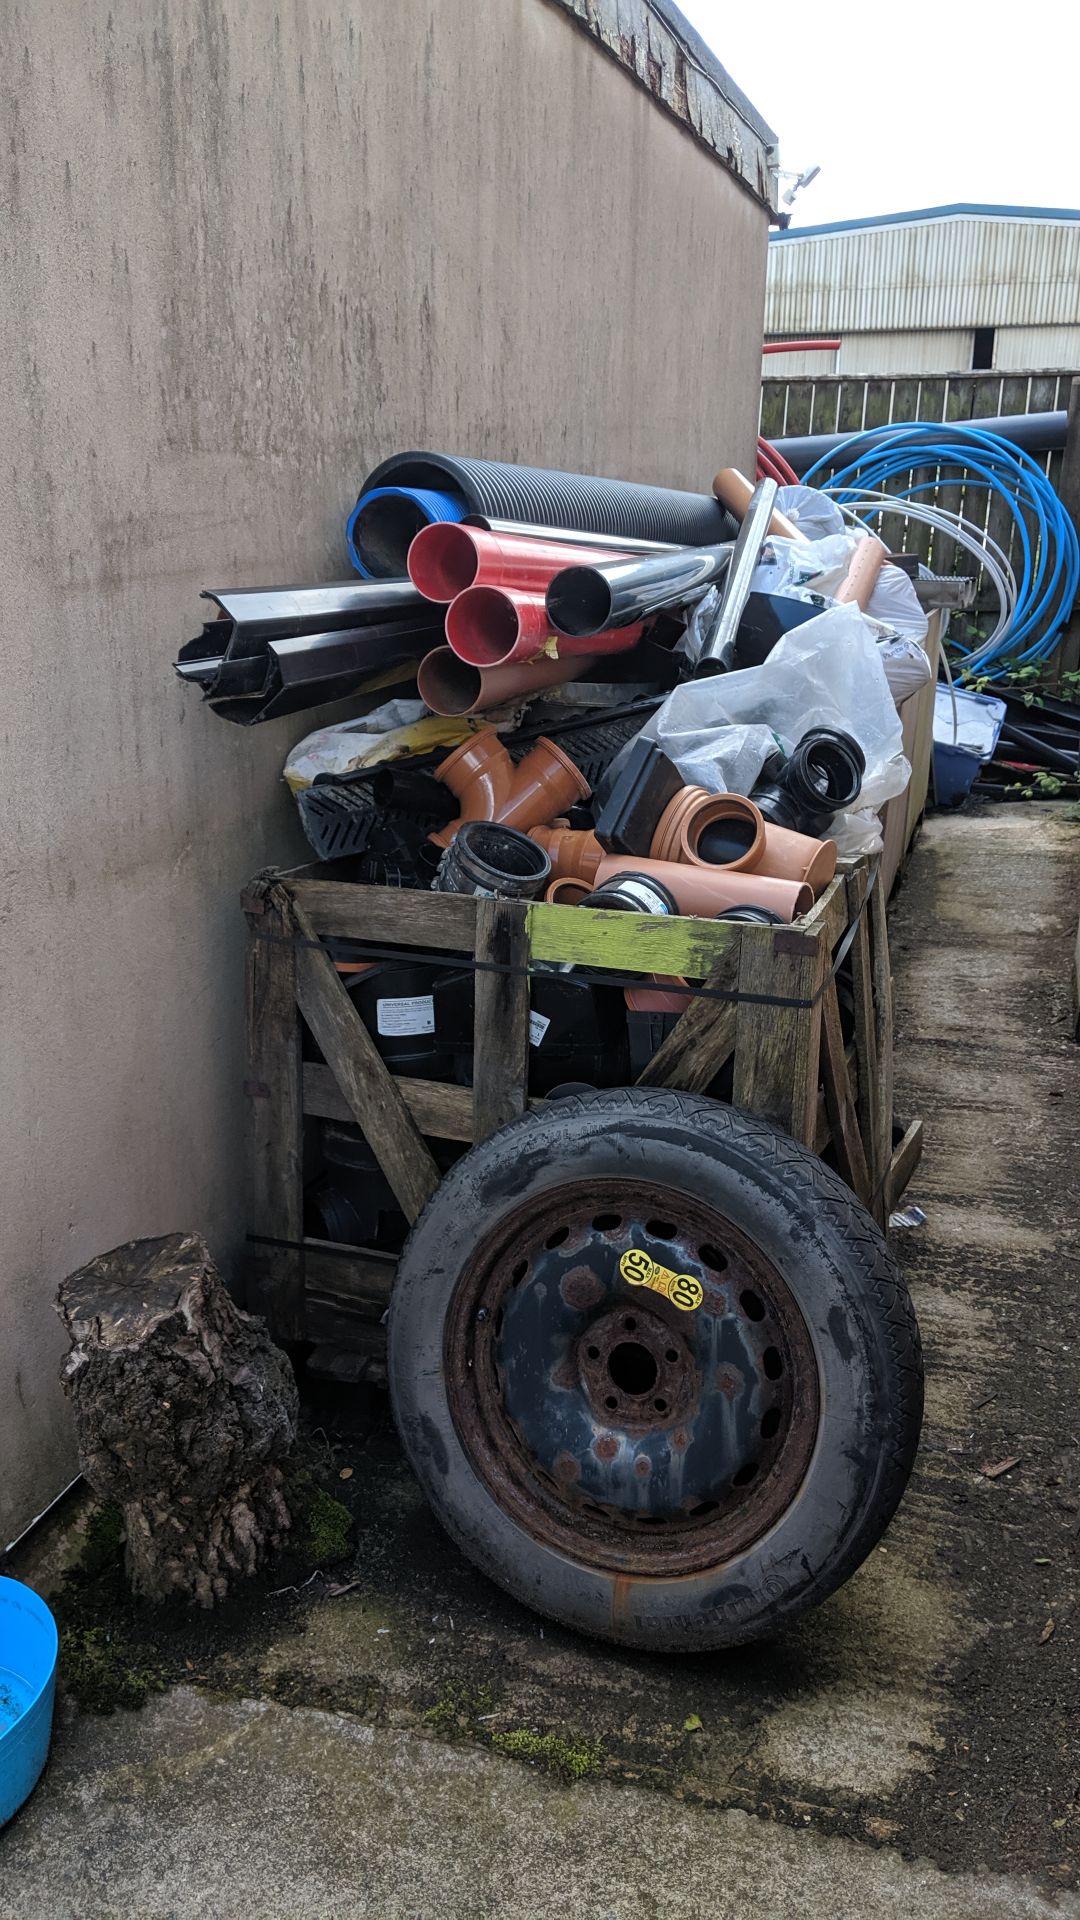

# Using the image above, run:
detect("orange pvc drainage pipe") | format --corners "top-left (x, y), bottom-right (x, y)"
top-left (416, 645), bottom-right (602, 715)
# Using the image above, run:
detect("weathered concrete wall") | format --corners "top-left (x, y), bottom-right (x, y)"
top-left (0, 0), bottom-right (769, 1541)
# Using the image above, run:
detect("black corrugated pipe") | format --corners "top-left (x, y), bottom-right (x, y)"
top-left (355, 451), bottom-right (735, 573)
top-left (773, 411), bottom-right (1067, 475)
top-left (545, 544), bottom-right (732, 637)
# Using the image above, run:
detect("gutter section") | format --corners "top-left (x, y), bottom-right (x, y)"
top-left (545, 0), bottom-right (779, 216)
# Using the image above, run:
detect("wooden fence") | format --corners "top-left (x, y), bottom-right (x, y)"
top-left (760, 369), bottom-right (1079, 673)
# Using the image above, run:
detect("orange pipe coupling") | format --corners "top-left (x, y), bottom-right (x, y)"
top-left (429, 728), bottom-right (590, 850)
top-left (652, 789), bottom-right (836, 897)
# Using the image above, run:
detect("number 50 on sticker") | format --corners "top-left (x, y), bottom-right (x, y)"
top-left (619, 1248), bottom-right (703, 1313)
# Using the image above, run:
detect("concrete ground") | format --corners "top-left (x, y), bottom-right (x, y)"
top-left (3, 806), bottom-right (1080, 1919)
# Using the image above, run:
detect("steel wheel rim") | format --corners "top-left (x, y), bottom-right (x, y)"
top-left (443, 1177), bottom-right (820, 1577)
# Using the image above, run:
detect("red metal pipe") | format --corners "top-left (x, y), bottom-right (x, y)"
top-left (446, 585), bottom-right (644, 668)
top-left (762, 340), bottom-right (841, 355)
top-left (408, 524), bottom-right (630, 603)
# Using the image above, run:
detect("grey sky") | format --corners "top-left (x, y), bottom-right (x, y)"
top-left (676, 0), bottom-right (1079, 226)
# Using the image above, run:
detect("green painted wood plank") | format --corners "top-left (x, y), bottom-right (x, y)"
top-left (525, 902), bottom-right (741, 978)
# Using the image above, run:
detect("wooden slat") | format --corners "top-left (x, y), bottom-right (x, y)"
top-left (472, 897), bottom-right (531, 1139)
top-left (885, 1120), bottom-right (924, 1216)
top-left (289, 878), bottom-right (478, 950)
top-left (868, 868), bottom-right (895, 1226)
top-left (819, 980), bottom-right (870, 1202)
top-left (732, 926), bottom-right (827, 1143)
top-left (245, 882), bottom-right (305, 1341)
top-left (635, 949), bottom-right (739, 1092)
top-left (301, 1239), bottom-right (396, 1311)
top-left (527, 901), bottom-right (741, 978)
top-left (845, 864), bottom-right (878, 1139)
top-left (800, 872), bottom-right (847, 943)
top-left (303, 1061), bottom-right (544, 1140)
top-left (292, 897), bottom-right (441, 1223)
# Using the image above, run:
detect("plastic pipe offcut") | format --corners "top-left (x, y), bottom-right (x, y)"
top-left (546, 544), bottom-right (732, 638)
top-left (416, 645), bottom-right (603, 716)
top-left (446, 585), bottom-right (644, 668)
top-left (357, 450), bottom-right (734, 564)
top-left (408, 524), bottom-right (631, 602)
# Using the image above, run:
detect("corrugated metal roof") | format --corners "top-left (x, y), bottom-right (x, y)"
top-left (547, 0), bottom-right (779, 213)
top-left (766, 208), bottom-right (1080, 334)
top-left (772, 202), bottom-right (1080, 241)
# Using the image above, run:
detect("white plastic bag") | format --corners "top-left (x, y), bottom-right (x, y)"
top-left (752, 530), bottom-right (928, 644)
top-left (775, 484), bottom-right (847, 543)
top-left (650, 601), bottom-right (910, 810)
top-left (286, 699), bottom-right (435, 790)
top-left (880, 637), bottom-right (933, 705)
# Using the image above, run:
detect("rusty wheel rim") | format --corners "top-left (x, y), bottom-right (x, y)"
top-left (444, 1178), bottom-right (820, 1577)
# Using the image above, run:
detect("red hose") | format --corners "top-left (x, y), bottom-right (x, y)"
top-left (756, 435), bottom-right (800, 487)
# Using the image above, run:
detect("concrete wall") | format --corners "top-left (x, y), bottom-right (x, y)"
top-left (0, 0), bottom-right (768, 1543)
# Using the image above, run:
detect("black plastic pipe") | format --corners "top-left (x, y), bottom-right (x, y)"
top-left (357, 450), bottom-right (734, 567)
top-left (773, 411), bottom-right (1067, 475)
top-left (545, 544), bottom-right (731, 637)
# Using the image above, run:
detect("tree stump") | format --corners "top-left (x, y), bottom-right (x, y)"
top-left (57, 1232), bottom-right (299, 1608)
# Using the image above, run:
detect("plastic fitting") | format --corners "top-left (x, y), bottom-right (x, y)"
top-left (528, 825), bottom-right (605, 887)
top-left (429, 729), bottom-right (591, 851)
top-left (652, 789), bottom-right (837, 896)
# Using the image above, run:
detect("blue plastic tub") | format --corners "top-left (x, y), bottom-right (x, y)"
top-left (933, 685), bottom-right (1007, 805)
top-left (0, 1576), bottom-right (58, 1827)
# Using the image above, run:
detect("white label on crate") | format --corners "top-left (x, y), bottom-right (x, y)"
top-left (376, 994), bottom-right (435, 1037)
top-left (529, 1011), bottom-right (551, 1049)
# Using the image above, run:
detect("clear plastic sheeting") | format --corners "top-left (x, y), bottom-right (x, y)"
top-left (775, 484), bottom-right (846, 544)
top-left (650, 601), bottom-right (911, 819)
top-left (880, 637), bottom-right (934, 705)
top-left (752, 530), bottom-right (928, 644)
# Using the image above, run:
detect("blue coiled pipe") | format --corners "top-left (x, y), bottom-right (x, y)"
top-left (803, 422), bottom-right (1079, 679)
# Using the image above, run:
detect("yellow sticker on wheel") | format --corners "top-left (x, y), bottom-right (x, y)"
top-left (619, 1248), bottom-right (703, 1312)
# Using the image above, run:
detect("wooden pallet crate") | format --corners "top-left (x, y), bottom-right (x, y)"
top-left (242, 858), bottom-right (920, 1357)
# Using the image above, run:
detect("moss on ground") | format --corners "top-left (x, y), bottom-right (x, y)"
top-left (61, 1624), bottom-right (167, 1715)
top-left (489, 1728), bottom-right (604, 1783)
top-left (303, 1487), bottom-right (353, 1567)
top-left (422, 1680), bottom-right (502, 1737)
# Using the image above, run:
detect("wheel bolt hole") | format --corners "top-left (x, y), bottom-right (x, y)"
top-left (645, 1218), bottom-right (677, 1240)
top-left (665, 1348), bottom-right (678, 1364)
top-left (607, 1341), bottom-right (658, 1395)
top-left (586, 1345), bottom-right (600, 1360)
top-left (740, 1288), bottom-right (766, 1321)
top-left (604, 1395), bottom-right (618, 1411)
top-left (760, 1406), bottom-right (781, 1438)
top-left (623, 1316), bottom-right (637, 1332)
top-left (653, 1398), bottom-right (668, 1413)
top-left (763, 1346), bottom-right (783, 1380)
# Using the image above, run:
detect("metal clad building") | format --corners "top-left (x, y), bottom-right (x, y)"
top-left (764, 204), bottom-right (1080, 375)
